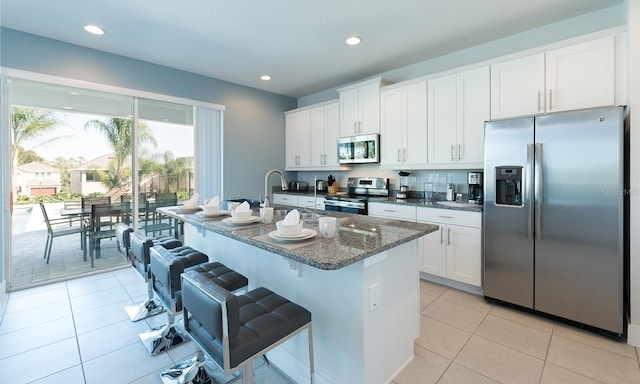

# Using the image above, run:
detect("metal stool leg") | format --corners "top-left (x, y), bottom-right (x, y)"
top-left (124, 270), bottom-right (165, 321)
top-left (139, 313), bottom-right (187, 355)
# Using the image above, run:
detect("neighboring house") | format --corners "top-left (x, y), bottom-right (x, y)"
top-left (69, 153), bottom-right (115, 195)
top-left (15, 161), bottom-right (62, 197)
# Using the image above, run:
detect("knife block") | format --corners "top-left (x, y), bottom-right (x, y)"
top-left (328, 183), bottom-right (339, 194)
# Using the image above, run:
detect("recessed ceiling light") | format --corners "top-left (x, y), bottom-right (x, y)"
top-left (62, 106), bottom-right (73, 110)
top-left (260, 75), bottom-right (272, 81)
top-left (346, 36), bottom-right (362, 46)
top-left (84, 25), bottom-right (104, 35)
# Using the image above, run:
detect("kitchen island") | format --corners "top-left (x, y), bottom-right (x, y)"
top-left (158, 207), bottom-right (438, 384)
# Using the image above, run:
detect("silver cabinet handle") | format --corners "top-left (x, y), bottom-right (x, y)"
top-left (458, 144), bottom-right (462, 161)
top-left (397, 148), bottom-right (401, 162)
top-left (383, 209), bottom-right (396, 213)
top-left (538, 91), bottom-right (542, 112)
top-left (447, 227), bottom-right (451, 246)
top-left (534, 143), bottom-right (543, 240)
top-left (437, 215), bottom-right (454, 219)
top-left (320, 154), bottom-right (323, 164)
top-left (403, 148), bottom-right (407, 162)
top-left (450, 145), bottom-right (455, 161)
top-left (324, 154), bottom-right (327, 164)
top-left (548, 89), bottom-right (553, 110)
top-left (440, 227), bottom-right (443, 244)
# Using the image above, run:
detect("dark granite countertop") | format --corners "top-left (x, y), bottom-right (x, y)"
top-left (158, 206), bottom-right (438, 270)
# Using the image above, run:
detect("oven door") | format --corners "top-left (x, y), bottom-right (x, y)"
top-left (324, 200), bottom-right (366, 215)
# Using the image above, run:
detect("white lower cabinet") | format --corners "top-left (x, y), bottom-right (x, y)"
top-left (417, 207), bottom-right (482, 287)
top-left (367, 202), bottom-right (416, 221)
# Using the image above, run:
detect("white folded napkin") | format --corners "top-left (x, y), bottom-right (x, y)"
top-left (235, 201), bottom-right (250, 212)
top-left (183, 193), bottom-right (199, 208)
top-left (282, 209), bottom-right (300, 224)
top-left (206, 196), bottom-right (220, 207)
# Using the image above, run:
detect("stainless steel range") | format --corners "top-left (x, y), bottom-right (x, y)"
top-left (324, 177), bottom-right (389, 215)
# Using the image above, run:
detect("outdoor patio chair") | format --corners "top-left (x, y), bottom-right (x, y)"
top-left (84, 202), bottom-right (131, 266)
top-left (40, 203), bottom-right (85, 264)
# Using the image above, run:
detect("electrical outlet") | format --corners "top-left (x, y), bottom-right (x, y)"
top-left (369, 283), bottom-right (380, 312)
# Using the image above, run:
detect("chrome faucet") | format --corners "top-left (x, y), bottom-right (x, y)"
top-left (264, 169), bottom-right (288, 208)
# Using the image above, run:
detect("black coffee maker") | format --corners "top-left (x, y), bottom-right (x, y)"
top-left (467, 172), bottom-right (483, 204)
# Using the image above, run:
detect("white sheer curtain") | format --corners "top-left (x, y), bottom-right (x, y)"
top-left (194, 106), bottom-right (224, 203)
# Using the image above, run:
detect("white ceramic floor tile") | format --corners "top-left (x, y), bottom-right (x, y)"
top-left (66, 273), bottom-right (122, 298)
top-left (82, 342), bottom-right (173, 384)
top-left (392, 344), bottom-right (450, 384)
top-left (420, 279), bottom-right (449, 298)
top-left (69, 285), bottom-right (131, 313)
top-left (420, 293), bottom-right (439, 311)
top-left (553, 322), bottom-right (636, 359)
top-left (437, 362), bottom-right (500, 384)
top-left (547, 335), bottom-right (640, 384)
top-left (540, 362), bottom-right (603, 384)
top-left (73, 298), bottom-right (134, 334)
top-left (455, 335), bottom-right (544, 384)
top-left (30, 364), bottom-right (86, 384)
top-left (488, 304), bottom-right (555, 333)
top-left (0, 299), bottom-right (72, 334)
top-left (0, 337), bottom-right (81, 383)
top-left (439, 289), bottom-right (492, 314)
top-left (0, 316), bottom-right (76, 359)
top-left (475, 314), bottom-right (552, 359)
top-left (77, 318), bottom-right (151, 361)
top-left (3, 285), bottom-right (69, 313)
top-left (422, 297), bottom-right (487, 333)
top-left (415, 315), bottom-right (472, 360)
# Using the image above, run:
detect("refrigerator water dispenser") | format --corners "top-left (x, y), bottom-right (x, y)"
top-left (495, 166), bottom-right (522, 206)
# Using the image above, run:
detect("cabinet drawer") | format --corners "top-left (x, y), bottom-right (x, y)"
top-left (273, 194), bottom-right (297, 206)
top-left (368, 203), bottom-right (416, 221)
top-left (417, 207), bottom-right (481, 228)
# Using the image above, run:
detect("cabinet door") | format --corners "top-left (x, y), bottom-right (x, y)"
top-left (447, 225), bottom-right (482, 286)
top-left (404, 81), bottom-right (428, 165)
top-left (490, 53), bottom-right (545, 119)
top-left (545, 36), bottom-right (614, 112)
top-left (358, 81), bottom-right (382, 135)
top-left (428, 75), bottom-right (457, 164)
top-left (285, 109), bottom-right (310, 169)
top-left (420, 225), bottom-right (447, 277)
top-left (380, 88), bottom-right (403, 166)
top-left (457, 67), bottom-right (489, 165)
top-left (340, 87), bottom-right (360, 136)
top-left (310, 106), bottom-right (326, 167)
top-left (323, 102), bottom-right (340, 167)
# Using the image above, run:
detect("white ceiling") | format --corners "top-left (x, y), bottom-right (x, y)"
top-left (0, 0), bottom-right (623, 98)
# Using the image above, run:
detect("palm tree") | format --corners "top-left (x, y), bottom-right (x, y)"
top-left (84, 117), bottom-right (156, 188)
top-left (11, 108), bottom-right (63, 202)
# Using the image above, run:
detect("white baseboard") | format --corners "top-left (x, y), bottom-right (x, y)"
top-left (627, 322), bottom-right (640, 347)
top-left (419, 272), bottom-right (483, 296)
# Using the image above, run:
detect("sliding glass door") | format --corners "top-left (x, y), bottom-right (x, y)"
top-left (6, 78), bottom-right (197, 290)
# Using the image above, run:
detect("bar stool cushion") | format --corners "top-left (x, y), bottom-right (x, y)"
top-left (152, 235), bottom-right (182, 250)
top-left (187, 262), bottom-right (249, 293)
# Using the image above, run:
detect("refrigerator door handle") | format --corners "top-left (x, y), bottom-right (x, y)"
top-left (534, 143), bottom-right (543, 240)
top-left (526, 143), bottom-right (534, 239)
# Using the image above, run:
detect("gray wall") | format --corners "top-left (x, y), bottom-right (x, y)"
top-left (1, 28), bottom-right (297, 200)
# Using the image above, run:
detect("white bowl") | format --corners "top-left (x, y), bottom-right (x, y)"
top-left (276, 220), bottom-right (303, 236)
top-left (203, 205), bottom-right (220, 215)
top-left (231, 209), bottom-right (252, 221)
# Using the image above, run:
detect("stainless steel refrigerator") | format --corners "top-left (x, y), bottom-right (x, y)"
top-left (483, 106), bottom-right (625, 336)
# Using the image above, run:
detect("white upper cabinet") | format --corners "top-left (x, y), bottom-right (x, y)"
top-left (339, 78), bottom-right (388, 136)
top-left (380, 81), bottom-right (428, 168)
top-left (285, 108), bottom-right (311, 169)
top-left (545, 36), bottom-right (615, 112)
top-left (310, 101), bottom-right (340, 168)
top-left (491, 36), bottom-right (615, 118)
top-left (428, 67), bottom-right (489, 167)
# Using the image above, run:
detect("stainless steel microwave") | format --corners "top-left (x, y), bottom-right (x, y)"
top-left (337, 134), bottom-right (380, 164)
